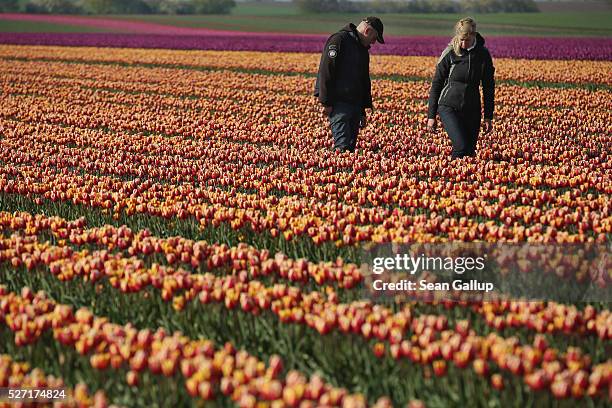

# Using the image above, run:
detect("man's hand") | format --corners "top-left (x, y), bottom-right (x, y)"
top-left (482, 119), bottom-right (493, 134)
top-left (323, 105), bottom-right (333, 115)
top-left (359, 115), bottom-right (367, 129)
top-left (427, 118), bottom-right (437, 132)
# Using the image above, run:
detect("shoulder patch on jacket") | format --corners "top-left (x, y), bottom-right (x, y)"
top-left (324, 33), bottom-right (344, 52)
top-left (437, 46), bottom-right (453, 65)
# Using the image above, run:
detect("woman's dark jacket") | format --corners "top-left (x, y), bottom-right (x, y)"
top-left (427, 32), bottom-right (495, 120)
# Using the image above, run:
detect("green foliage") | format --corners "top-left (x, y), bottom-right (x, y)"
top-left (364, 0), bottom-right (461, 13)
top-left (191, 0), bottom-right (235, 14)
top-left (18, 0), bottom-right (236, 14)
top-left (79, 0), bottom-right (154, 14)
top-left (429, 0), bottom-right (461, 13)
top-left (293, 0), bottom-right (539, 14)
top-left (461, 0), bottom-right (539, 13)
top-left (153, 0), bottom-right (196, 14)
top-left (79, 0), bottom-right (122, 13)
top-left (0, 0), bottom-right (19, 12)
top-left (294, 0), bottom-right (358, 13)
top-left (24, 0), bottom-right (83, 13)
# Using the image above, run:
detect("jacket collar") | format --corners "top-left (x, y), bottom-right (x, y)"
top-left (342, 23), bottom-right (370, 50)
top-left (475, 32), bottom-right (485, 48)
top-left (465, 32), bottom-right (485, 53)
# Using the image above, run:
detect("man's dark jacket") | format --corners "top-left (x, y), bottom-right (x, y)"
top-left (428, 32), bottom-right (495, 120)
top-left (314, 23), bottom-right (373, 115)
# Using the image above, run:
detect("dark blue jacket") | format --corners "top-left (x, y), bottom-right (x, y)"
top-left (314, 23), bottom-right (373, 115)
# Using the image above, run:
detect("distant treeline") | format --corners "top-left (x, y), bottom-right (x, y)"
top-left (0, 0), bottom-right (236, 14)
top-left (294, 0), bottom-right (540, 13)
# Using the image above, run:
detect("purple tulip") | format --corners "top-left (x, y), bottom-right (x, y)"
top-left (0, 32), bottom-right (610, 61)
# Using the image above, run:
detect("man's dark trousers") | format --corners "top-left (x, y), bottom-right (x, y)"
top-left (329, 101), bottom-right (362, 152)
top-left (438, 105), bottom-right (481, 158)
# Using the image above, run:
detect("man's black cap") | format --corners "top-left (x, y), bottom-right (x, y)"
top-left (364, 16), bottom-right (384, 44)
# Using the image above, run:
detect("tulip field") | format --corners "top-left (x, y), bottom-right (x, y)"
top-left (0, 37), bottom-right (610, 408)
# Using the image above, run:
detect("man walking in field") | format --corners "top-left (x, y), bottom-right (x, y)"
top-left (315, 17), bottom-right (384, 153)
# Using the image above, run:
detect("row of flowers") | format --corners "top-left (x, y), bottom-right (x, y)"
top-left (1, 46), bottom-right (611, 85)
top-left (2, 122), bottom-right (606, 200)
top-left (1, 285), bottom-right (406, 408)
top-left (0, 210), bottom-right (362, 289)
top-left (2, 88), bottom-right (608, 176)
top-left (2, 138), bottom-right (607, 231)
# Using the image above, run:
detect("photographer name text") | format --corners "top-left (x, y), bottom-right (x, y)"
top-left (371, 279), bottom-right (494, 292)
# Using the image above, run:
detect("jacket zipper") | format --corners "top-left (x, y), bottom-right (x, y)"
top-left (439, 60), bottom-right (456, 102)
top-left (467, 51), bottom-right (471, 83)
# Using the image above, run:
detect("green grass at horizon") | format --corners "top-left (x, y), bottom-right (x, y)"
top-left (102, 11), bottom-right (612, 37)
top-left (0, 4), bottom-right (610, 37)
top-left (0, 20), bottom-right (113, 33)
top-left (229, 1), bottom-right (301, 16)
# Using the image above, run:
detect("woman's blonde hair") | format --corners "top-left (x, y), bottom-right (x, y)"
top-left (452, 17), bottom-right (477, 56)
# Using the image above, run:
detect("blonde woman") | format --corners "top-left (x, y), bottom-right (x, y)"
top-left (427, 17), bottom-right (495, 158)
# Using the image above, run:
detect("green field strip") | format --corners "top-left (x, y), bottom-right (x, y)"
top-left (0, 20), bottom-right (116, 33)
top-left (89, 11), bottom-right (612, 37)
